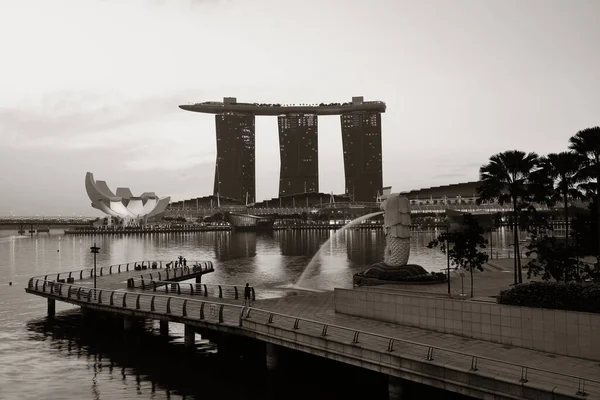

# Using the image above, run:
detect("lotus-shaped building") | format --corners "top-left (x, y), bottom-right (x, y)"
top-left (85, 172), bottom-right (170, 225)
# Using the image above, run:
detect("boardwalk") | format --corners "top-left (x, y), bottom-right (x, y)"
top-left (25, 264), bottom-right (600, 400)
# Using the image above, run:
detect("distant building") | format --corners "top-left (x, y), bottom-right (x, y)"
top-left (213, 112), bottom-right (256, 203)
top-left (253, 192), bottom-right (352, 208)
top-left (180, 96), bottom-right (386, 203)
top-left (278, 113), bottom-right (319, 197)
top-left (85, 172), bottom-right (170, 226)
top-left (404, 181), bottom-right (482, 205)
top-left (340, 97), bottom-right (383, 202)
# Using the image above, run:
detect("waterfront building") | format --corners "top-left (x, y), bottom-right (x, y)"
top-left (340, 97), bottom-right (383, 202)
top-left (179, 96), bottom-right (386, 204)
top-left (213, 110), bottom-right (256, 203)
top-left (85, 172), bottom-right (170, 226)
top-left (278, 113), bottom-right (319, 197)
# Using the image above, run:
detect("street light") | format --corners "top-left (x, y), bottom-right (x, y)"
top-left (90, 243), bottom-right (100, 298)
top-left (459, 271), bottom-right (466, 299)
top-left (446, 238), bottom-right (451, 295)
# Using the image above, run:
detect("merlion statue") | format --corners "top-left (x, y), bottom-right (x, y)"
top-left (354, 192), bottom-right (444, 286)
top-left (382, 195), bottom-right (411, 267)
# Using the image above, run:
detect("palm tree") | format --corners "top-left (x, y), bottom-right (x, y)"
top-left (569, 127), bottom-right (600, 259)
top-left (477, 150), bottom-right (539, 284)
top-left (533, 151), bottom-right (584, 245)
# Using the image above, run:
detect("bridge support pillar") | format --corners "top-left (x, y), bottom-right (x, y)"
top-left (388, 376), bottom-right (405, 400)
top-left (159, 320), bottom-right (169, 336)
top-left (80, 307), bottom-right (92, 318)
top-left (123, 315), bottom-right (135, 331)
top-left (47, 298), bottom-right (55, 317)
top-left (195, 275), bottom-right (201, 284)
top-left (184, 324), bottom-right (195, 348)
top-left (266, 343), bottom-right (279, 371)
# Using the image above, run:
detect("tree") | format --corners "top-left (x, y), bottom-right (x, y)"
top-left (569, 126), bottom-right (600, 259)
top-left (525, 217), bottom-right (581, 282)
top-left (571, 198), bottom-right (599, 263)
top-left (531, 151), bottom-right (584, 245)
top-left (477, 150), bottom-right (539, 284)
top-left (428, 213), bottom-right (489, 298)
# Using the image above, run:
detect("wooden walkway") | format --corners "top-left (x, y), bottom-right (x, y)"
top-left (25, 263), bottom-right (600, 400)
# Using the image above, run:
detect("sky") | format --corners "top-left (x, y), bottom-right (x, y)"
top-left (0, 0), bottom-right (599, 216)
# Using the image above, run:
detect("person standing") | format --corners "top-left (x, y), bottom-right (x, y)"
top-left (244, 283), bottom-right (252, 307)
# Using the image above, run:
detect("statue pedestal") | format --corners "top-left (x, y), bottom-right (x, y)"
top-left (353, 263), bottom-right (447, 287)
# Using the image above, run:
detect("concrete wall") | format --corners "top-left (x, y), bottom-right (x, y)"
top-left (334, 288), bottom-right (600, 361)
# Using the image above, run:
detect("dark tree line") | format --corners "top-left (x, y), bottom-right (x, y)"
top-left (476, 126), bottom-right (600, 284)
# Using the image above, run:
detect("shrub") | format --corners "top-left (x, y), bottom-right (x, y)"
top-left (498, 282), bottom-right (600, 313)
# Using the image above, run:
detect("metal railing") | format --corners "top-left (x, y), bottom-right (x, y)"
top-left (242, 307), bottom-right (597, 396)
top-left (128, 278), bottom-right (255, 301)
top-left (64, 226), bottom-right (231, 234)
top-left (27, 277), bottom-right (600, 398)
top-left (28, 260), bottom-right (214, 287)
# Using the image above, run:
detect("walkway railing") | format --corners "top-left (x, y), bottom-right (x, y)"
top-left (26, 278), bottom-right (600, 398)
top-left (28, 260), bottom-right (214, 287)
top-left (128, 278), bottom-right (255, 301)
top-left (29, 278), bottom-right (246, 327)
top-left (242, 307), bottom-right (597, 396)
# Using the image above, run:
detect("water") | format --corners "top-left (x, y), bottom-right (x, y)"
top-left (0, 227), bottom-right (518, 399)
top-left (294, 211), bottom-right (384, 288)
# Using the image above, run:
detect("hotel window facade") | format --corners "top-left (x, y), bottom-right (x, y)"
top-left (277, 113), bottom-right (319, 197)
top-left (213, 113), bottom-right (256, 203)
top-left (340, 111), bottom-right (383, 202)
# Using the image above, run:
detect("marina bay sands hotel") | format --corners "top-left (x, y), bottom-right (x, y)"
top-left (179, 96), bottom-right (386, 203)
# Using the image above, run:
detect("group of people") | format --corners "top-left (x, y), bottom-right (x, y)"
top-left (174, 256), bottom-right (187, 268)
top-left (169, 255), bottom-right (253, 307)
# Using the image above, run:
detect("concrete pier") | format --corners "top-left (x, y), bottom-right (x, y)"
top-left (159, 320), bottom-right (169, 336)
top-left (266, 343), bottom-right (279, 371)
top-left (195, 275), bottom-right (202, 284)
top-left (184, 324), bottom-right (195, 348)
top-left (123, 315), bottom-right (135, 331)
top-left (388, 376), bottom-right (405, 400)
top-left (25, 265), bottom-right (600, 400)
top-left (47, 298), bottom-right (55, 317)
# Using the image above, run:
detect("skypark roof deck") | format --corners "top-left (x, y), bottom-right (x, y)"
top-left (179, 96), bottom-right (386, 116)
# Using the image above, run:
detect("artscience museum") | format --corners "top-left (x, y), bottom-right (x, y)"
top-left (85, 172), bottom-right (170, 226)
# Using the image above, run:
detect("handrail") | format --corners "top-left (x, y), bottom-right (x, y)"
top-left (27, 277), bottom-right (599, 397)
top-left (30, 278), bottom-right (245, 326)
top-left (241, 308), bottom-right (598, 395)
top-left (128, 278), bottom-right (256, 301)
top-left (27, 260), bottom-right (214, 289)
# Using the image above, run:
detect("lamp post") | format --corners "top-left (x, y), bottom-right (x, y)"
top-left (489, 229), bottom-right (493, 259)
top-left (445, 219), bottom-right (452, 296)
top-left (446, 239), bottom-right (451, 295)
top-left (459, 271), bottom-right (466, 299)
top-left (90, 243), bottom-right (100, 298)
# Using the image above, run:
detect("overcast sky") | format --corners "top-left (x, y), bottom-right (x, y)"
top-left (0, 0), bottom-right (598, 216)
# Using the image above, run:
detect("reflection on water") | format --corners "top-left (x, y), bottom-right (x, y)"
top-left (0, 228), bottom-right (514, 399)
top-left (346, 229), bottom-right (386, 266)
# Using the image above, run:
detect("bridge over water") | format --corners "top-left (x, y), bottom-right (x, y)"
top-left (165, 201), bottom-right (530, 218)
top-left (25, 262), bottom-right (600, 400)
top-left (0, 216), bottom-right (96, 225)
top-left (0, 201), bottom-right (556, 226)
